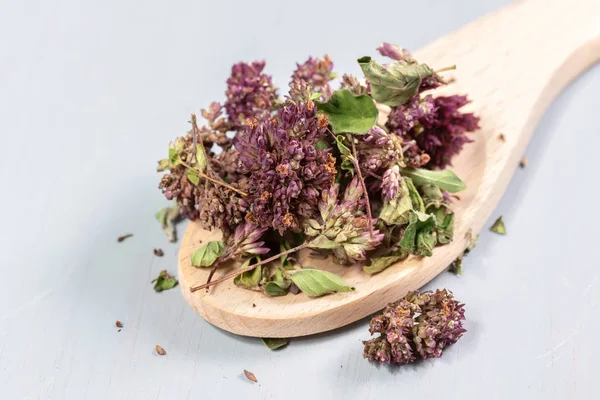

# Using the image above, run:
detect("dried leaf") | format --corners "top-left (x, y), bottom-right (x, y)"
top-left (490, 216), bottom-right (506, 235)
top-left (168, 148), bottom-right (181, 167)
top-left (117, 233), bottom-right (133, 243)
top-left (243, 369), bottom-right (257, 383)
top-left (155, 205), bottom-right (181, 242)
top-left (153, 248), bottom-right (164, 257)
top-left (196, 144), bottom-right (207, 172)
top-left (379, 178), bottom-right (412, 225)
top-left (155, 345), bottom-right (167, 356)
top-left (261, 337), bottom-right (289, 350)
top-left (151, 270), bottom-right (178, 292)
top-left (263, 268), bottom-right (291, 296)
top-left (290, 269), bottom-right (354, 297)
top-left (191, 241), bottom-right (224, 267)
top-left (363, 254), bottom-right (406, 274)
top-left (187, 169), bottom-right (200, 185)
top-left (450, 255), bottom-right (463, 276)
top-left (233, 257), bottom-right (263, 289)
top-left (115, 320), bottom-right (123, 328)
top-left (358, 56), bottom-right (435, 106)
top-left (399, 211), bottom-right (437, 256)
top-left (400, 167), bottom-right (466, 193)
top-left (335, 135), bottom-right (355, 175)
top-left (316, 90), bottom-right (378, 134)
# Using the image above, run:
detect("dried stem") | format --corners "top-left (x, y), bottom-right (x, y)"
top-left (350, 138), bottom-right (374, 238)
top-left (190, 242), bottom-right (310, 292)
top-left (180, 160), bottom-right (247, 197)
top-left (435, 65), bottom-right (456, 73)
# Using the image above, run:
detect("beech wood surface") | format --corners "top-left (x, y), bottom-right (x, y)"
top-left (178, 0), bottom-right (600, 337)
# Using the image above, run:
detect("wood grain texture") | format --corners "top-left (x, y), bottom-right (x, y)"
top-left (178, 0), bottom-right (600, 338)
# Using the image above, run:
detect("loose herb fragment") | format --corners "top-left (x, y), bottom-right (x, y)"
top-left (117, 233), bottom-right (133, 243)
top-left (363, 289), bottom-right (466, 365)
top-left (152, 270), bottom-right (178, 292)
top-left (363, 254), bottom-right (406, 274)
top-left (115, 320), bottom-right (123, 328)
top-left (490, 217), bottom-right (506, 235)
top-left (520, 157), bottom-right (528, 168)
top-left (155, 345), bottom-right (167, 356)
top-left (243, 370), bottom-right (257, 383)
top-left (153, 248), bottom-right (164, 257)
top-left (261, 337), bottom-right (289, 350)
top-left (155, 205), bottom-right (181, 243)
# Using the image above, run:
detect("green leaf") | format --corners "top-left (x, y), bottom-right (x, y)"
top-left (290, 269), bottom-right (354, 297)
top-left (187, 169), bottom-right (200, 185)
top-left (336, 136), bottom-right (355, 175)
top-left (310, 92), bottom-right (322, 101)
top-left (155, 205), bottom-right (181, 242)
top-left (196, 144), bottom-right (207, 172)
top-left (490, 216), bottom-right (506, 235)
top-left (264, 268), bottom-right (291, 296)
top-left (280, 241), bottom-right (294, 270)
top-left (191, 241), bottom-right (224, 267)
top-left (261, 337), bottom-right (289, 350)
top-left (406, 178), bottom-right (424, 213)
top-left (157, 158), bottom-right (169, 172)
top-left (314, 139), bottom-right (330, 151)
top-left (400, 167), bottom-right (466, 193)
top-left (309, 235), bottom-right (339, 250)
top-left (168, 148), bottom-right (181, 167)
top-left (430, 206), bottom-right (454, 244)
top-left (151, 270), bottom-right (178, 292)
top-left (233, 257), bottom-right (262, 288)
top-left (316, 90), bottom-right (378, 134)
top-left (363, 254), bottom-right (406, 274)
top-left (450, 256), bottom-right (463, 276)
top-left (379, 178), bottom-right (412, 225)
top-left (420, 183), bottom-right (443, 203)
top-left (399, 211), bottom-right (437, 256)
top-left (358, 56), bottom-right (435, 106)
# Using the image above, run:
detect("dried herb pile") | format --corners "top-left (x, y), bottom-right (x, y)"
top-left (157, 43), bottom-right (479, 296)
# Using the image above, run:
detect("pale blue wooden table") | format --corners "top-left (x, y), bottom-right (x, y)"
top-left (1, 0), bottom-right (598, 398)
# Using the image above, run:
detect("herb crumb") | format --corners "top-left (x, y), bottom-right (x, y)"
top-left (243, 369), bottom-right (257, 383)
top-left (154, 248), bottom-right (164, 257)
top-left (117, 233), bottom-right (133, 243)
top-left (155, 345), bottom-right (167, 356)
top-left (115, 320), bottom-right (123, 328)
top-left (519, 157), bottom-right (528, 168)
top-left (490, 217), bottom-right (506, 235)
top-left (152, 270), bottom-right (178, 292)
top-left (252, 303), bottom-right (256, 307)
top-left (498, 133), bottom-right (506, 142)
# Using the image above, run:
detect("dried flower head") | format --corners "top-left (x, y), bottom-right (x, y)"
top-left (225, 60), bottom-right (278, 128)
top-left (363, 289), bottom-right (466, 365)
top-left (235, 101), bottom-right (336, 234)
top-left (291, 55), bottom-right (335, 99)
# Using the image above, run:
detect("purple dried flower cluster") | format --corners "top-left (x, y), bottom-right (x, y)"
top-left (235, 102), bottom-right (336, 234)
top-left (363, 289), bottom-right (466, 365)
top-left (375, 42), bottom-right (479, 169)
top-left (225, 61), bottom-right (278, 129)
top-left (291, 55), bottom-right (335, 100)
top-left (158, 44), bottom-right (479, 304)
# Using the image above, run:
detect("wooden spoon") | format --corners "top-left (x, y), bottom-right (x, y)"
top-left (178, 0), bottom-right (600, 337)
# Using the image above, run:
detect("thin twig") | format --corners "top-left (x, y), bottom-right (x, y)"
top-left (180, 161), bottom-right (247, 197)
top-left (365, 170), bottom-right (383, 181)
top-left (191, 114), bottom-right (198, 164)
top-left (190, 242), bottom-right (310, 292)
top-left (350, 138), bottom-right (374, 238)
